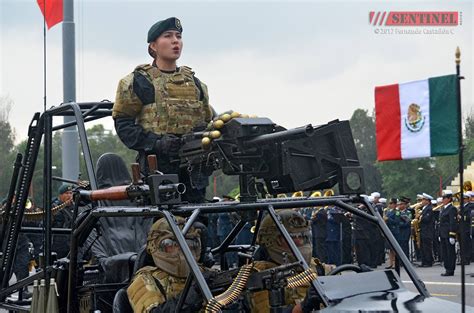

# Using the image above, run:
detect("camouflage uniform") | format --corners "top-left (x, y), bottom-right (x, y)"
top-left (248, 210), bottom-right (330, 312)
top-left (113, 64), bottom-right (213, 202)
top-left (127, 217), bottom-right (202, 313)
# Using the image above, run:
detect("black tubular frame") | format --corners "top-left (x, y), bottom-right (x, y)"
top-left (1, 102), bottom-right (430, 313)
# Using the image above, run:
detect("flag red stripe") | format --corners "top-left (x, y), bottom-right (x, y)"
top-left (37, 0), bottom-right (63, 29)
top-left (375, 84), bottom-right (401, 161)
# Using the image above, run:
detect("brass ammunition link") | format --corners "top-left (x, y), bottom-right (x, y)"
top-left (205, 263), bottom-right (253, 313)
top-left (286, 268), bottom-right (318, 289)
top-left (22, 199), bottom-right (73, 220)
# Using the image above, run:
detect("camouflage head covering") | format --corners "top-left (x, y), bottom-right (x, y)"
top-left (147, 217), bottom-right (201, 278)
top-left (257, 209), bottom-right (312, 265)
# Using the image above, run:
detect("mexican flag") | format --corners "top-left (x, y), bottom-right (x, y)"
top-left (375, 74), bottom-right (459, 161)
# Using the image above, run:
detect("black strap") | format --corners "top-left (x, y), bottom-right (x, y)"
top-left (153, 277), bottom-right (167, 301)
top-left (192, 76), bottom-right (205, 101)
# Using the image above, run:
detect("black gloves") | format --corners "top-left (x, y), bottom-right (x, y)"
top-left (154, 134), bottom-right (181, 157)
top-left (300, 287), bottom-right (321, 313)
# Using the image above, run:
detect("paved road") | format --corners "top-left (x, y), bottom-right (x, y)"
top-left (399, 261), bottom-right (474, 309)
top-left (2, 261), bottom-right (474, 312)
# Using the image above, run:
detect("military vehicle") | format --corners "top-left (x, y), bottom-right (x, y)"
top-left (0, 101), bottom-right (470, 312)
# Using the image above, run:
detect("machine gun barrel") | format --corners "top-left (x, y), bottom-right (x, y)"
top-left (79, 182), bottom-right (186, 202)
top-left (158, 183), bottom-right (186, 195)
top-left (79, 185), bottom-right (149, 201)
top-left (242, 124), bottom-right (314, 148)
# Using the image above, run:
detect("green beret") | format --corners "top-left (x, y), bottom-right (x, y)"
top-left (58, 184), bottom-right (72, 195)
top-left (147, 17), bottom-right (183, 43)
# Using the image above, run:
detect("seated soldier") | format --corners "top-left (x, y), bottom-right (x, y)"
top-left (126, 217), bottom-right (203, 313)
top-left (248, 209), bottom-right (333, 313)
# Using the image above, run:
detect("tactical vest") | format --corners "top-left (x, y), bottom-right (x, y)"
top-left (127, 266), bottom-right (186, 313)
top-left (134, 64), bottom-right (212, 135)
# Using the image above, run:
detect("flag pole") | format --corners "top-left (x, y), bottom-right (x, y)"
top-left (61, 0), bottom-right (80, 182)
top-left (455, 46), bottom-right (465, 313)
top-left (42, 1), bottom-right (47, 113)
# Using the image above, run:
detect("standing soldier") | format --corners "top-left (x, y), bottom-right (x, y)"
top-left (385, 198), bottom-right (400, 269)
top-left (419, 193), bottom-right (434, 267)
top-left (397, 197), bottom-right (412, 259)
top-left (469, 192), bottom-right (474, 263)
top-left (458, 192), bottom-right (472, 265)
top-left (371, 192), bottom-right (385, 266)
top-left (341, 210), bottom-right (353, 264)
top-left (311, 204), bottom-right (328, 263)
top-left (353, 205), bottom-right (373, 267)
top-left (433, 197), bottom-right (443, 262)
top-left (326, 206), bottom-right (343, 266)
top-left (52, 184), bottom-right (75, 259)
top-left (439, 190), bottom-right (458, 276)
top-left (112, 17), bottom-right (214, 203)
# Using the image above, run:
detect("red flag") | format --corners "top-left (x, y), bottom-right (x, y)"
top-left (37, 0), bottom-right (63, 29)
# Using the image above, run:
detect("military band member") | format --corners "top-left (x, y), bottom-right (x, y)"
top-left (419, 193), bottom-right (434, 267)
top-left (439, 190), bottom-right (458, 276)
top-left (112, 17), bottom-right (214, 203)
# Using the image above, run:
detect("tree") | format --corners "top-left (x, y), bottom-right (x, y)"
top-left (0, 96), bottom-right (17, 199)
top-left (349, 109), bottom-right (382, 193)
top-left (377, 159), bottom-right (441, 200)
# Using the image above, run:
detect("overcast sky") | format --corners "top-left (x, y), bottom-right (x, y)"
top-left (0, 0), bottom-right (472, 142)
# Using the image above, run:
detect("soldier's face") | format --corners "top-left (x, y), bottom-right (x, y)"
top-left (151, 30), bottom-right (183, 61)
top-left (59, 190), bottom-right (72, 203)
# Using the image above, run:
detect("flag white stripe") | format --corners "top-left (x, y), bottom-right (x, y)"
top-left (399, 79), bottom-right (431, 159)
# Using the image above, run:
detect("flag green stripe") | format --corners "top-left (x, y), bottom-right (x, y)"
top-left (429, 74), bottom-right (459, 156)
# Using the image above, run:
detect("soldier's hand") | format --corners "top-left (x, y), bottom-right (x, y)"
top-left (154, 134), bottom-right (181, 157)
top-left (300, 286), bottom-right (320, 313)
top-left (449, 238), bottom-right (455, 245)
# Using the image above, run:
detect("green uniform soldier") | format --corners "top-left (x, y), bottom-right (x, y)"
top-left (249, 210), bottom-right (333, 313)
top-left (112, 17), bottom-right (214, 203)
top-left (127, 217), bottom-right (202, 313)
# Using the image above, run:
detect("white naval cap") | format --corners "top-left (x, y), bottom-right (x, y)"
top-left (431, 199), bottom-right (437, 205)
top-left (371, 192), bottom-right (381, 198)
top-left (416, 194), bottom-right (423, 200)
top-left (379, 197), bottom-right (387, 204)
top-left (422, 193), bottom-right (433, 200)
top-left (442, 190), bottom-right (453, 197)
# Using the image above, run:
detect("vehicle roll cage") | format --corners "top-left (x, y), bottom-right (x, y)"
top-left (0, 102), bottom-right (429, 313)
